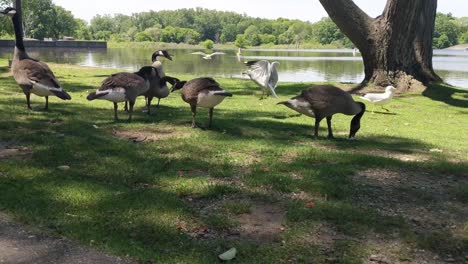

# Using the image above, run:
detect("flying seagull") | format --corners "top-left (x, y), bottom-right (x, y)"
top-left (191, 51), bottom-right (225, 60)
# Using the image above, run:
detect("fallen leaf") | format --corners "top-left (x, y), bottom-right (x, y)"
top-left (306, 201), bottom-right (315, 208)
top-left (57, 165), bottom-right (70, 171)
top-left (429, 148), bottom-right (443, 153)
top-left (219, 247), bottom-right (237, 261)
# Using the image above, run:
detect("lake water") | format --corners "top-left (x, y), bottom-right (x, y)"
top-left (1, 47), bottom-right (467, 88)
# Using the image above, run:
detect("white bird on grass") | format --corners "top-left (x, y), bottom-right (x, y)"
top-left (359, 85), bottom-right (396, 113)
top-left (191, 51), bottom-right (225, 60)
top-left (243, 60), bottom-right (279, 99)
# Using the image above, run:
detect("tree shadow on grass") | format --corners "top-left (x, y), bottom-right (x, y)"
top-left (422, 83), bottom-right (468, 108)
top-left (0, 86), bottom-right (467, 262)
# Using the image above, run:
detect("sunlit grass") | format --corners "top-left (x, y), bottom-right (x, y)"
top-left (0, 58), bottom-right (467, 263)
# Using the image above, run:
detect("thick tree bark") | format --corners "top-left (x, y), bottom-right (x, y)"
top-left (319, 0), bottom-right (442, 92)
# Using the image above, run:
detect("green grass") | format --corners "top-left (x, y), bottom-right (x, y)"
top-left (0, 58), bottom-right (467, 263)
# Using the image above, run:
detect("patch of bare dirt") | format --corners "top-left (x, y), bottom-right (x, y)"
top-left (234, 201), bottom-right (286, 243)
top-left (186, 197), bottom-right (286, 244)
top-left (351, 168), bottom-right (468, 262)
top-left (280, 151), bottom-right (300, 164)
top-left (112, 127), bottom-right (188, 143)
top-left (0, 212), bottom-right (134, 264)
top-left (361, 235), bottom-right (447, 264)
top-left (0, 141), bottom-right (32, 160)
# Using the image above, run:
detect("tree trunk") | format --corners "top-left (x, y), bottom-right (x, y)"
top-left (318, 0), bottom-right (442, 92)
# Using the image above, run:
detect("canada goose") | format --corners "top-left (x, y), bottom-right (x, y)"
top-left (191, 51), bottom-right (225, 60)
top-left (1, 7), bottom-right (71, 110)
top-left (359, 86), bottom-right (396, 113)
top-left (87, 66), bottom-right (155, 122)
top-left (147, 50), bottom-right (173, 110)
top-left (243, 60), bottom-right (279, 99)
top-left (277, 85), bottom-right (366, 139)
top-left (171, 77), bottom-right (232, 128)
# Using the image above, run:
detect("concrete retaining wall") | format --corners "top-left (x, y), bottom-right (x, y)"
top-left (0, 39), bottom-right (107, 48)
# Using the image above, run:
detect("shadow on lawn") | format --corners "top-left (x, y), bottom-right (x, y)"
top-left (0, 81), bottom-right (467, 262)
top-left (423, 83), bottom-right (468, 108)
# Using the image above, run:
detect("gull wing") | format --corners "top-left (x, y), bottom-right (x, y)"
top-left (191, 51), bottom-right (207, 56)
top-left (268, 61), bottom-right (279, 89)
top-left (245, 60), bottom-right (270, 87)
top-left (210, 52), bottom-right (225, 57)
top-left (361, 92), bottom-right (387, 102)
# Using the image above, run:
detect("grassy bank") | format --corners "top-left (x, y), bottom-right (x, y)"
top-left (0, 59), bottom-right (467, 263)
top-left (107, 41), bottom-right (346, 50)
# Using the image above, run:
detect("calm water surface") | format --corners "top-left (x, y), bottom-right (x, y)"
top-left (1, 47), bottom-right (467, 88)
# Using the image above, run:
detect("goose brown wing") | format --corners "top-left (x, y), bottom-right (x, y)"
top-left (14, 59), bottom-right (61, 88)
top-left (100, 72), bottom-right (145, 91)
top-left (301, 85), bottom-right (347, 110)
top-left (182, 78), bottom-right (222, 102)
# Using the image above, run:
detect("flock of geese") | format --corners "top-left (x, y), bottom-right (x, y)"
top-left (2, 6), bottom-right (397, 139)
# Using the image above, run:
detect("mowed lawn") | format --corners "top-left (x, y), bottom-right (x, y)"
top-left (0, 58), bottom-right (467, 263)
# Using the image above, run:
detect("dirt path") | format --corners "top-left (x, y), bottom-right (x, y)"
top-left (0, 212), bottom-right (134, 264)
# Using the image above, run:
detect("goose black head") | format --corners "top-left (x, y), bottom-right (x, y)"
top-left (152, 50), bottom-right (172, 62)
top-left (349, 102), bottom-right (366, 139)
top-left (171, 80), bottom-right (187, 92)
top-left (0, 7), bottom-right (16, 17)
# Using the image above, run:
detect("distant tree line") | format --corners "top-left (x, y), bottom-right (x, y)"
top-left (0, 0), bottom-right (466, 49)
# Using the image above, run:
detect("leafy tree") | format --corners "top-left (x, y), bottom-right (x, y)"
top-left (144, 25), bottom-right (162, 42)
top-left (234, 34), bottom-right (249, 48)
top-left (94, 30), bottom-right (112, 41)
top-left (89, 14), bottom-right (114, 39)
top-left (52, 6), bottom-right (77, 38)
top-left (160, 26), bottom-right (200, 44)
top-left (75, 19), bottom-right (91, 40)
top-left (244, 25), bottom-right (261, 46)
top-left (135, 32), bottom-right (152, 42)
top-left (433, 13), bottom-right (460, 48)
top-left (459, 32), bottom-right (468, 44)
top-left (201, 39), bottom-right (214, 49)
top-left (220, 24), bottom-right (238, 43)
top-left (259, 34), bottom-right (276, 45)
top-left (312, 18), bottom-right (343, 45)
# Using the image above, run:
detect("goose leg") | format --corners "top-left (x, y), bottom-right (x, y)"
top-left (113, 102), bottom-right (119, 121)
top-left (157, 98), bottom-right (161, 107)
top-left (313, 117), bottom-right (322, 139)
top-left (147, 97), bottom-right (153, 115)
top-left (124, 101), bottom-right (128, 112)
top-left (381, 105), bottom-right (390, 112)
top-left (190, 104), bottom-right (197, 128)
top-left (25, 92), bottom-right (32, 110)
top-left (44, 96), bottom-right (49, 111)
top-left (326, 116), bottom-right (334, 139)
top-left (208, 107), bottom-right (214, 129)
top-left (128, 100), bottom-right (135, 122)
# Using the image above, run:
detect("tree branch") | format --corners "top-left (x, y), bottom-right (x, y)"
top-left (318, 0), bottom-right (373, 50)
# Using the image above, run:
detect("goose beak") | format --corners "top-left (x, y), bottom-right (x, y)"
top-left (277, 101), bottom-right (288, 105)
top-left (165, 53), bottom-right (173, 61)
